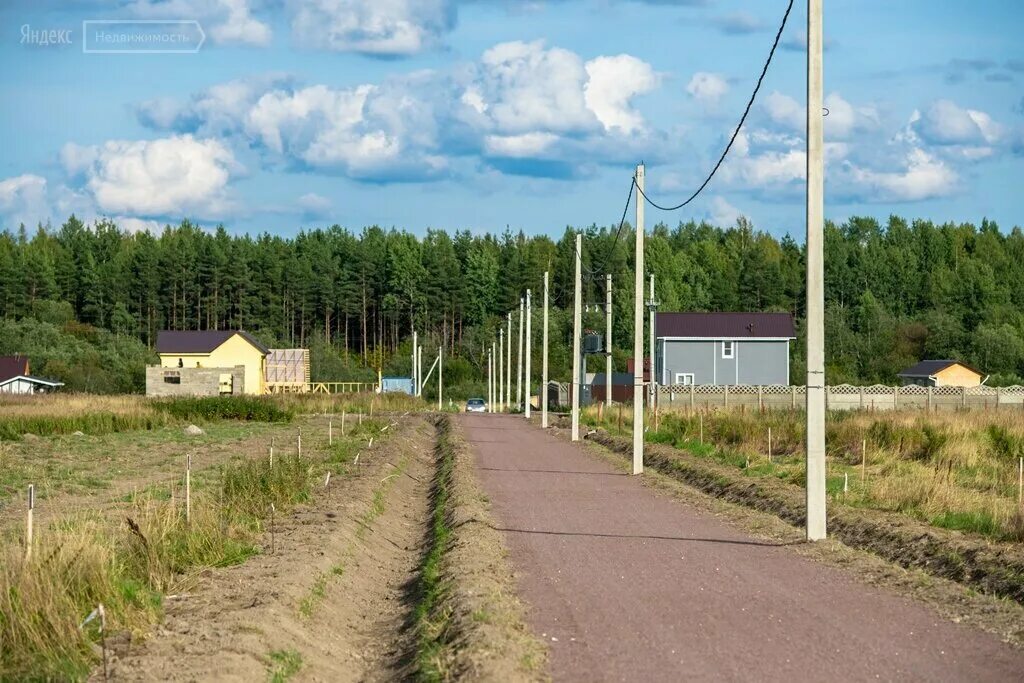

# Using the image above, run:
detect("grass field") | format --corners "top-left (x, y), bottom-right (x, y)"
top-left (0, 393), bottom-right (400, 680)
top-left (583, 405), bottom-right (1024, 542)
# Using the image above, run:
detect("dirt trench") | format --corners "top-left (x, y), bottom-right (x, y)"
top-left (108, 416), bottom-right (436, 682)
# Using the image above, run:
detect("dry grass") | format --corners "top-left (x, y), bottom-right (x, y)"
top-left (582, 405), bottom-right (1024, 541)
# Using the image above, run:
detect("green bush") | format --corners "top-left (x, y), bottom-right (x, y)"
top-left (151, 396), bottom-right (294, 423)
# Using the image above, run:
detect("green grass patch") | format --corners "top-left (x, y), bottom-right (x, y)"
top-left (267, 648), bottom-right (303, 683)
top-left (930, 510), bottom-right (1001, 536)
top-left (152, 396), bottom-right (294, 423)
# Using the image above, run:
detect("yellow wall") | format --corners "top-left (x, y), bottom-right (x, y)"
top-left (159, 333), bottom-right (266, 394)
top-left (934, 364), bottom-right (982, 387)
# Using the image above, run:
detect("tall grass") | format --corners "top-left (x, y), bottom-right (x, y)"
top-left (0, 445), bottom-right (316, 679)
top-left (0, 395), bottom-right (293, 440)
top-left (583, 405), bottom-right (1024, 541)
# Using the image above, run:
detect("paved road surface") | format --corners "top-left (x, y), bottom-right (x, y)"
top-left (460, 413), bottom-right (1024, 682)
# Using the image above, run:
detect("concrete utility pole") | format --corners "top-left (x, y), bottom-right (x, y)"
top-left (525, 289), bottom-right (532, 419)
top-left (571, 233), bottom-right (583, 442)
top-left (412, 330), bottom-right (418, 395)
top-left (649, 273), bottom-right (656, 406)
top-left (499, 328), bottom-right (504, 412)
top-left (542, 271), bottom-right (550, 428)
top-left (507, 315), bottom-right (512, 411)
top-left (606, 273), bottom-right (613, 408)
top-left (517, 297), bottom-right (524, 410)
top-left (417, 344), bottom-right (423, 397)
top-left (487, 350), bottom-right (492, 412)
top-left (438, 346), bottom-right (443, 410)
top-left (632, 163), bottom-right (645, 474)
top-left (805, 0), bottom-right (827, 541)
top-left (492, 341), bottom-right (497, 411)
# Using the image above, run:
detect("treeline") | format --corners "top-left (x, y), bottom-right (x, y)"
top-left (1, 213), bottom-right (1023, 391)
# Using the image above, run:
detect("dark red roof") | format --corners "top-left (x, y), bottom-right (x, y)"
top-left (656, 312), bottom-right (795, 339)
top-left (155, 330), bottom-right (269, 355)
top-left (0, 355), bottom-right (29, 382)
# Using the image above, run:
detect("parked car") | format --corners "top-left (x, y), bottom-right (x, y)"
top-left (465, 398), bottom-right (487, 413)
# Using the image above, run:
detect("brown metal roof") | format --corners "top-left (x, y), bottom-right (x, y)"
top-left (897, 360), bottom-right (983, 378)
top-left (655, 312), bottom-right (796, 339)
top-left (155, 330), bottom-right (269, 355)
top-left (0, 355), bottom-right (29, 383)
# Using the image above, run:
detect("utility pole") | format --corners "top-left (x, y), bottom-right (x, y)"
top-left (499, 328), bottom-right (504, 412)
top-left (417, 344), bottom-right (423, 397)
top-left (525, 289), bottom-right (532, 419)
top-left (806, 0), bottom-right (827, 541)
top-left (649, 273), bottom-right (657, 407)
top-left (487, 350), bottom-right (492, 412)
top-left (571, 233), bottom-right (583, 442)
top-left (506, 312), bottom-right (512, 409)
top-left (438, 346), bottom-right (443, 410)
top-left (412, 330), bottom-right (418, 395)
top-left (542, 271), bottom-right (550, 428)
top-left (632, 163), bottom-right (645, 474)
top-left (606, 273), bottom-right (613, 408)
top-left (517, 297), bottom-right (524, 410)
top-left (492, 341), bottom-right (497, 412)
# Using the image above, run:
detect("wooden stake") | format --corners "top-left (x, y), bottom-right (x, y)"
top-left (324, 472), bottom-right (331, 488)
top-left (699, 412), bottom-right (704, 445)
top-left (329, 419), bottom-right (333, 446)
top-left (768, 427), bottom-right (773, 463)
top-left (843, 472), bottom-right (849, 494)
top-left (99, 604), bottom-right (109, 682)
top-left (342, 410), bottom-right (347, 435)
top-left (270, 503), bottom-right (276, 555)
top-left (270, 437), bottom-right (275, 468)
top-left (1018, 456), bottom-right (1022, 504)
top-left (861, 439), bottom-right (867, 485)
top-left (25, 484), bottom-right (34, 562)
top-left (617, 402), bottom-right (623, 433)
top-left (297, 429), bottom-right (302, 458)
top-left (185, 454), bottom-right (192, 526)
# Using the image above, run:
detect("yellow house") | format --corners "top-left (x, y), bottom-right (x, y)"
top-left (156, 330), bottom-right (269, 395)
top-left (897, 360), bottom-right (985, 388)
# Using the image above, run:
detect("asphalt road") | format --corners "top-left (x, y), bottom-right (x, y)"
top-left (460, 413), bottom-right (1024, 682)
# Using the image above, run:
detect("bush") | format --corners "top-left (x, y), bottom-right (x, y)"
top-left (151, 396), bottom-right (294, 423)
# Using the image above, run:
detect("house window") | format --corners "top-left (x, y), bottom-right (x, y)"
top-left (675, 373), bottom-right (695, 386)
top-left (722, 341), bottom-right (735, 359)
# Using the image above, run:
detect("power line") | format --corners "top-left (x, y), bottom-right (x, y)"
top-left (635, 0), bottom-right (795, 212)
top-left (578, 177), bottom-right (635, 277)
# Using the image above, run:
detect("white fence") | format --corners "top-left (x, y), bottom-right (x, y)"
top-left (656, 383), bottom-right (1024, 412)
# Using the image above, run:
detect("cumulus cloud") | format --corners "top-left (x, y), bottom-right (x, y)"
top-left (911, 99), bottom-right (1005, 146)
top-left (288, 0), bottom-right (454, 56)
top-left (708, 196), bottom-right (744, 226)
top-left (61, 135), bottom-right (238, 218)
top-left (298, 192), bottom-right (332, 216)
top-left (0, 174), bottom-right (48, 229)
top-left (686, 72), bottom-right (729, 106)
top-left (125, 0), bottom-right (271, 46)
top-left (712, 12), bottom-right (764, 35)
top-left (763, 91), bottom-right (804, 131)
top-left (845, 148), bottom-right (957, 202)
top-left (762, 91), bottom-right (879, 139)
top-left (135, 40), bottom-right (664, 180)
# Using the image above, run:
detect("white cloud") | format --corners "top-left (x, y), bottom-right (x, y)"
top-left (61, 135), bottom-right (237, 218)
top-left (298, 192), bottom-right (331, 216)
top-left (126, 0), bottom-right (271, 46)
top-left (763, 91), bottom-right (803, 131)
top-left (712, 12), bottom-right (764, 35)
top-left (709, 196), bottom-right (744, 227)
top-left (0, 174), bottom-right (48, 229)
top-left (288, 0), bottom-right (454, 56)
top-left (483, 132), bottom-right (559, 158)
top-left (584, 55), bottom-right (659, 134)
top-left (686, 72), bottom-right (729, 106)
top-left (846, 148), bottom-right (957, 202)
top-left (912, 99), bottom-right (1005, 146)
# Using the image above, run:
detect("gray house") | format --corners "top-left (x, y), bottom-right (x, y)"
top-left (655, 312), bottom-right (795, 386)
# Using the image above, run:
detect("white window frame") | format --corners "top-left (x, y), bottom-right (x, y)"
top-left (722, 341), bottom-right (735, 359)
top-left (676, 373), bottom-right (695, 386)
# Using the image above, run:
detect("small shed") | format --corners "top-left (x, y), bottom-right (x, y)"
top-left (0, 355), bottom-right (64, 395)
top-left (897, 360), bottom-right (985, 388)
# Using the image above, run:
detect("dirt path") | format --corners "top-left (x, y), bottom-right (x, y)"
top-left (110, 417), bottom-right (434, 682)
top-left (461, 413), bottom-right (1024, 682)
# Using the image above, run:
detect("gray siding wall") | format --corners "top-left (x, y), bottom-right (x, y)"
top-left (659, 339), bottom-right (789, 386)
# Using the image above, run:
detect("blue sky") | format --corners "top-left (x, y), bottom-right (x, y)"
top-left (0, 0), bottom-right (1021, 239)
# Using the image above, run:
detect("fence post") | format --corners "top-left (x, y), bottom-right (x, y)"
top-left (724, 385), bottom-right (729, 409)
top-left (25, 484), bottom-right (34, 562)
top-left (690, 384), bottom-right (695, 410)
top-left (893, 386), bottom-right (899, 410)
top-left (996, 387), bottom-right (1002, 410)
top-left (758, 386), bottom-right (763, 412)
top-left (859, 387), bottom-right (864, 410)
top-left (927, 387), bottom-right (933, 412)
top-left (961, 387), bottom-right (967, 410)
top-left (791, 385), bottom-right (797, 410)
